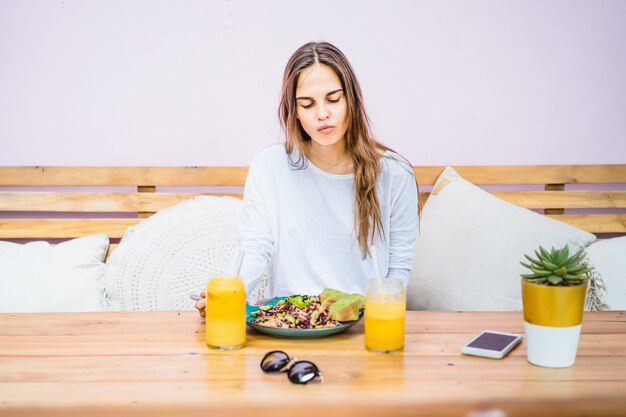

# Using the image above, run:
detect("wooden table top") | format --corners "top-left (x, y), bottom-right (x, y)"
top-left (1, 310), bottom-right (625, 417)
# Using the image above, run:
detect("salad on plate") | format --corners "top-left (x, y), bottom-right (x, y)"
top-left (249, 288), bottom-right (365, 329)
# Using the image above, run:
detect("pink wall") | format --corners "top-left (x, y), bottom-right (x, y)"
top-left (1, 0), bottom-right (625, 166)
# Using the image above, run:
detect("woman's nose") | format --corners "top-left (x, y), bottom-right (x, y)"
top-left (317, 104), bottom-right (330, 120)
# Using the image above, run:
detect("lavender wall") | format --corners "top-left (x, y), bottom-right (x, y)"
top-left (1, 0), bottom-right (625, 166)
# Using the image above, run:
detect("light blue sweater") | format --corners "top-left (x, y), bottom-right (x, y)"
top-left (238, 144), bottom-right (418, 297)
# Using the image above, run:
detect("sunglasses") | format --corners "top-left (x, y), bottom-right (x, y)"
top-left (260, 350), bottom-right (323, 384)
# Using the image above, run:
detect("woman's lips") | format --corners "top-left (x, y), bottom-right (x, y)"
top-left (317, 125), bottom-right (335, 134)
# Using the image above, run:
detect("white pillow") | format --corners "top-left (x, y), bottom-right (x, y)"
top-left (407, 167), bottom-right (597, 311)
top-left (586, 237), bottom-right (626, 310)
top-left (104, 196), bottom-right (243, 311)
top-left (0, 234), bottom-right (109, 312)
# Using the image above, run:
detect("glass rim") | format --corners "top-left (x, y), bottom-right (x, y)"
top-left (367, 276), bottom-right (404, 282)
top-left (367, 277), bottom-right (405, 289)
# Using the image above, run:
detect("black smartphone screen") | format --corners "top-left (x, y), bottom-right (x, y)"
top-left (467, 332), bottom-right (518, 351)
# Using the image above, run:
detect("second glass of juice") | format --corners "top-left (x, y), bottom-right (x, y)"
top-left (364, 277), bottom-right (406, 353)
top-left (205, 276), bottom-right (246, 350)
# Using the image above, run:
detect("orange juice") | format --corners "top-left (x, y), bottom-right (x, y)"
top-left (365, 299), bottom-right (406, 353)
top-left (205, 276), bottom-right (246, 350)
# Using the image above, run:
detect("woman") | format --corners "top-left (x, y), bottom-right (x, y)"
top-left (196, 41), bottom-right (418, 316)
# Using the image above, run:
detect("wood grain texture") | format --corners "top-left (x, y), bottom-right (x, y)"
top-left (2, 214), bottom-right (622, 238)
top-left (413, 165), bottom-right (626, 185)
top-left (546, 214), bottom-right (626, 233)
top-left (0, 311), bottom-right (624, 417)
top-left (2, 165), bottom-right (626, 186)
top-left (0, 192), bottom-right (243, 212)
top-left (497, 190), bottom-right (626, 209)
top-left (417, 191), bottom-right (626, 210)
top-left (0, 219), bottom-right (140, 238)
top-left (0, 167), bottom-right (249, 186)
top-left (2, 191), bottom-right (625, 212)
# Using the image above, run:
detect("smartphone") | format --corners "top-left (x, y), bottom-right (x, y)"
top-left (460, 330), bottom-right (522, 359)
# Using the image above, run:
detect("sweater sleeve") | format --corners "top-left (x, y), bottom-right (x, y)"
top-left (386, 165), bottom-right (419, 287)
top-left (237, 157), bottom-right (274, 295)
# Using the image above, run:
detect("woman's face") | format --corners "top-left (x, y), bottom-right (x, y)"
top-left (295, 63), bottom-right (349, 148)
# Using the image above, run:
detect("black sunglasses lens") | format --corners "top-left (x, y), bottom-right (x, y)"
top-left (287, 361), bottom-right (318, 384)
top-left (260, 351), bottom-right (290, 372)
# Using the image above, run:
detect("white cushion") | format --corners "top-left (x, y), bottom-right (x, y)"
top-left (103, 196), bottom-right (243, 311)
top-left (0, 234), bottom-right (109, 312)
top-left (407, 167), bottom-right (597, 311)
top-left (586, 237), bottom-right (626, 310)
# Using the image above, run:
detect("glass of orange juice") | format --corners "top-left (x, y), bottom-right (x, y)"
top-left (205, 276), bottom-right (246, 350)
top-left (364, 278), bottom-right (406, 353)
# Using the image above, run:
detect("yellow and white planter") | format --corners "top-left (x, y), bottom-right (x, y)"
top-left (521, 280), bottom-right (587, 368)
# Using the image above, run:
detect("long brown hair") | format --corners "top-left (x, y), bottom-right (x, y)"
top-left (278, 41), bottom-right (404, 258)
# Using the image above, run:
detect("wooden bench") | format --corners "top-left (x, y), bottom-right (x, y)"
top-left (1, 165), bottom-right (625, 259)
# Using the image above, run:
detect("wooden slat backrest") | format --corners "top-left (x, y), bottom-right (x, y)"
top-left (2, 165), bottom-right (626, 186)
top-left (1, 191), bottom-right (625, 213)
top-left (414, 165), bottom-right (626, 185)
top-left (0, 167), bottom-right (249, 186)
top-left (1, 166), bottom-right (625, 252)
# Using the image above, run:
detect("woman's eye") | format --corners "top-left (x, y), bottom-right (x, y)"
top-left (301, 103), bottom-right (314, 109)
top-left (327, 97), bottom-right (340, 103)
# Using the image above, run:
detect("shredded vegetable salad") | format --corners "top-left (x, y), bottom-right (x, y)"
top-left (249, 295), bottom-right (341, 329)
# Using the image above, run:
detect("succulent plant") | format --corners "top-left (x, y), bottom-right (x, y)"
top-left (520, 245), bottom-right (591, 286)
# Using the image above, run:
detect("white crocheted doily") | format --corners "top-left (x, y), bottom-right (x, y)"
top-left (103, 196), bottom-right (265, 311)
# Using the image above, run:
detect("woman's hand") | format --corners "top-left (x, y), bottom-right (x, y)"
top-left (194, 291), bottom-right (206, 317)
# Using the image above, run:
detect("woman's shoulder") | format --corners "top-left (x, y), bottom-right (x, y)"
top-left (380, 150), bottom-right (415, 180)
top-left (253, 143), bottom-right (286, 161)
top-left (250, 143), bottom-right (291, 169)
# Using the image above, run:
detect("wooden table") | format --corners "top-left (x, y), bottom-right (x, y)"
top-left (1, 311), bottom-right (625, 417)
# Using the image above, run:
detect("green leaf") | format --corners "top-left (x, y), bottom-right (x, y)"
top-left (568, 264), bottom-right (589, 274)
top-left (541, 259), bottom-right (559, 270)
top-left (554, 247), bottom-right (567, 267)
top-left (539, 246), bottom-right (551, 260)
top-left (552, 249), bottom-right (562, 266)
top-left (563, 273), bottom-right (581, 279)
top-left (564, 249), bottom-right (585, 268)
top-left (547, 275), bottom-right (563, 285)
top-left (529, 267), bottom-right (551, 277)
top-left (554, 266), bottom-right (568, 276)
top-left (524, 254), bottom-right (544, 267)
